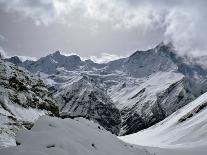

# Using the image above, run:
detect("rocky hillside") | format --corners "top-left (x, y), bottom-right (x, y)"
top-left (55, 74), bottom-right (121, 135)
top-left (7, 42), bottom-right (207, 135)
top-left (0, 58), bottom-right (59, 148)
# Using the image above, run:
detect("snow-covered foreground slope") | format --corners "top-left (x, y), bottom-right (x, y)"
top-left (120, 92), bottom-right (207, 154)
top-left (0, 116), bottom-right (150, 155)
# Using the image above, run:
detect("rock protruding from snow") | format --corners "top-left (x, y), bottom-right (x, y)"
top-left (5, 56), bottom-right (22, 65)
top-left (56, 74), bottom-right (121, 135)
top-left (0, 59), bottom-right (59, 148)
top-left (10, 51), bottom-right (86, 74)
top-left (122, 43), bottom-right (177, 78)
top-left (0, 116), bottom-right (150, 155)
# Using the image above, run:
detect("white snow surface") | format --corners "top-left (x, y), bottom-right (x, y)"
top-left (0, 116), bottom-right (150, 155)
top-left (110, 71), bottom-right (184, 109)
top-left (120, 92), bottom-right (207, 154)
top-left (0, 100), bottom-right (46, 148)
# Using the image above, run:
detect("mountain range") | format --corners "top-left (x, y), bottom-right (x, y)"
top-left (5, 42), bottom-right (207, 136)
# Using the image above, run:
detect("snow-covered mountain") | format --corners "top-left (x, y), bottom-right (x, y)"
top-left (0, 58), bottom-right (59, 148)
top-left (120, 92), bottom-right (207, 155)
top-left (55, 74), bottom-right (121, 135)
top-left (0, 116), bottom-right (150, 155)
top-left (6, 42), bottom-right (207, 135)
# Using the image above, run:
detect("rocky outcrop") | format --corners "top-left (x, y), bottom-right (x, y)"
top-left (55, 75), bottom-right (121, 135)
top-left (0, 59), bottom-right (59, 148)
top-left (118, 76), bottom-right (194, 135)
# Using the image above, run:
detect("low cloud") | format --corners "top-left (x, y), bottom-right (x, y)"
top-left (0, 46), bottom-right (7, 58)
top-left (50, 51), bottom-right (121, 63)
top-left (0, 45), bottom-right (37, 61)
top-left (0, 34), bottom-right (7, 42)
top-left (17, 56), bottom-right (37, 62)
top-left (89, 53), bottom-right (123, 63)
top-left (0, 0), bottom-right (56, 25)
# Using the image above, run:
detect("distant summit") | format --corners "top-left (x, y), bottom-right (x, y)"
top-left (6, 56), bottom-right (22, 65)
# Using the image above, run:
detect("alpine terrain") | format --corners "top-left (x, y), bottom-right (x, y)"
top-left (1, 42), bottom-right (207, 155)
top-left (1, 0), bottom-right (207, 154)
top-left (6, 42), bottom-right (207, 135)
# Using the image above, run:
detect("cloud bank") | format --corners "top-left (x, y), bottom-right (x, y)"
top-left (89, 53), bottom-right (123, 63)
top-left (58, 51), bottom-right (122, 63)
top-left (0, 0), bottom-right (207, 57)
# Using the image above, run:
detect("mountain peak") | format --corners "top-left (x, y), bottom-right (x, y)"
top-left (155, 41), bottom-right (174, 51)
top-left (6, 56), bottom-right (22, 65)
top-left (68, 54), bottom-right (81, 59)
top-left (51, 51), bottom-right (82, 61)
top-left (52, 50), bottom-right (61, 56)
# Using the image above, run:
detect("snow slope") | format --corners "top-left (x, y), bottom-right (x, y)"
top-left (120, 92), bottom-right (207, 153)
top-left (0, 116), bottom-right (150, 155)
top-left (109, 71), bottom-right (194, 135)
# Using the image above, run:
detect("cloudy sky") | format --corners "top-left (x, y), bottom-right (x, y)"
top-left (0, 0), bottom-right (206, 62)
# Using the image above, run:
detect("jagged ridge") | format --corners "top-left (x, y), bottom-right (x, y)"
top-left (6, 42), bottom-right (207, 135)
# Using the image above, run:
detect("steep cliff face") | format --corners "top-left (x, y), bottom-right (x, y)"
top-left (21, 51), bottom-right (85, 74)
top-left (6, 42), bottom-right (207, 135)
top-left (55, 75), bottom-right (121, 135)
top-left (113, 72), bottom-right (194, 135)
top-left (122, 48), bottom-right (177, 78)
top-left (0, 59), bottom-right (59, 148)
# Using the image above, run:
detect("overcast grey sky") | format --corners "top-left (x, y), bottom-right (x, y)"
top-left (0, 0), bottom-right (207, 62)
